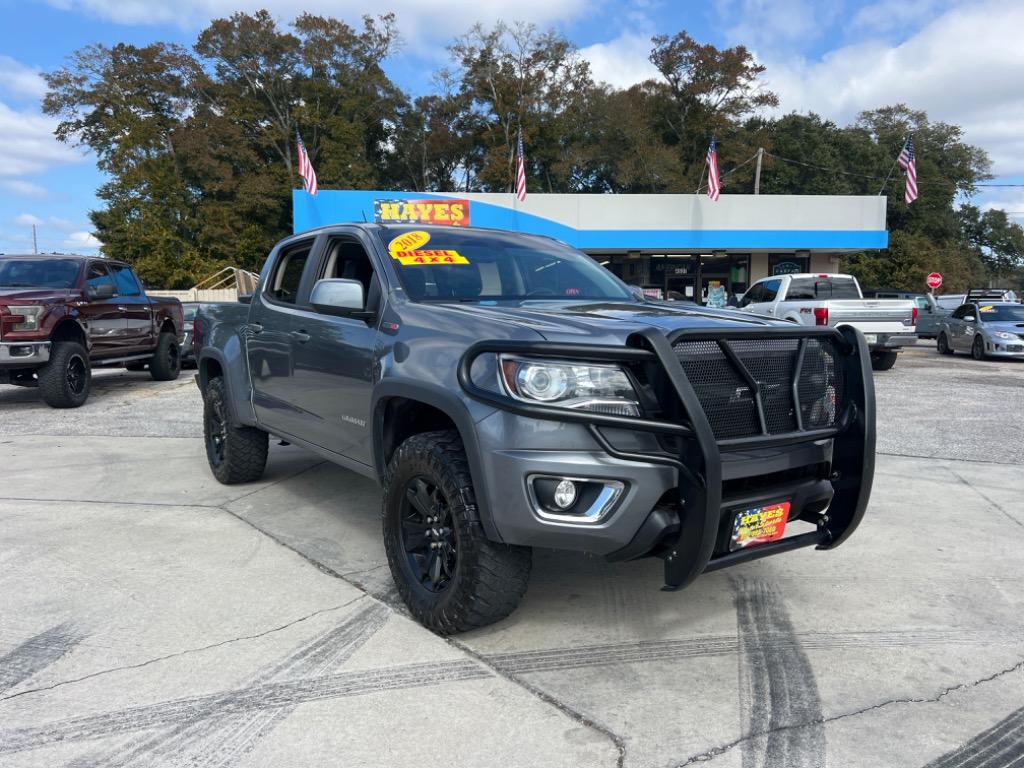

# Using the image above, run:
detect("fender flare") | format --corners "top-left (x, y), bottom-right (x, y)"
top-left (372, 380), bottom-right (503, 542)
top-left (198, 348), bottom-right (257, 427)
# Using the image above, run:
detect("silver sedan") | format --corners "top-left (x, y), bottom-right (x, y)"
top-left (937, 302), bottom-right (1024, 360)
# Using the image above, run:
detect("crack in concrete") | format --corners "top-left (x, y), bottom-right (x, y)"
top-left (450, 636), bottom-right (628, 768)
top-left (949, 470), bottom-right (1024, 529)
top-left (218, 502), bottom-right (626, 768)
top-left (675, 658), bottom-right (1024, 766)
top-left (0, 595), bottom-right (366, 705)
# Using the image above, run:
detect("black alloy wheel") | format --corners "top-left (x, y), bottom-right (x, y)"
top-left (401, 476), bottom-right (457, 593)
top-left (206, 394), bottom-right (228, 468)
top-left (972, 335), bottom-right (985, 360)
top-left (66, 354), bottom-right (87, 396)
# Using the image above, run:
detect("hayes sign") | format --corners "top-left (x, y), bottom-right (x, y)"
top-left (374, 199), bottom-right (470, 227)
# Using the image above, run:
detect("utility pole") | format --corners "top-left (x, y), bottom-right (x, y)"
top-left (753, 148), bottom-right (764, 195)
top-left (32, 224), bottom-right (38, 254)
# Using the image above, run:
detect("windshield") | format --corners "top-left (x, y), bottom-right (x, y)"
top-left (377, 227), bottom-right (633, 303)
top-left (978, 304), bottom-right (1024, 322)
top-left (0, 259), bottom-right (80, 289)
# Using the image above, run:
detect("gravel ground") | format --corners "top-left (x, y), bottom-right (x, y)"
top-left (873, 342), bottom-right (1024, 464)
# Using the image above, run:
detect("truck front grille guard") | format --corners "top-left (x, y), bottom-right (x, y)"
top-left (456, 325), bottom-right (876, 589)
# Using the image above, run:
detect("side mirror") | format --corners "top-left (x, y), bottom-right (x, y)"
top-left (310, 278), bottom-right (373, 320)
top-left (238, 293), bottom-right (253, 305)
top-left (87, 283), bottom-right (116, 300)
top-left (964, 315), bottom-right (976, 323)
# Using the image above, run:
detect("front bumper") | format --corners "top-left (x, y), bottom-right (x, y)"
top-left (0, 340), bottom-right (50, 367)
top-left (982, 336), bottom-right (1024, 357)
top-left (459, 325), bottom-right (875, 590)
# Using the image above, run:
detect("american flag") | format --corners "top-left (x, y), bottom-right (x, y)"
top-left (515, 131), bottom-right (527, 202)
top-left (706, 138), bottom-right (721, 201)
top-left (296, 132), bottom-right (318, 196)
top-left (897, 135), bottom-right (917, 205)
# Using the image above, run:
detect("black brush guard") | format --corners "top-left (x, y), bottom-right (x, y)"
top-left (457, 325), bottom-right (875, 590)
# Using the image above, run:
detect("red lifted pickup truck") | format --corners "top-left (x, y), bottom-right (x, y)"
top-left (0, 254), bottom-right (184, 408)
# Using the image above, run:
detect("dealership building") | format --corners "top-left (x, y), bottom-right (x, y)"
top-left (293, 191), bottom-right (888, 302)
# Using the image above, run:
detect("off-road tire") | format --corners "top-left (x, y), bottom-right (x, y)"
top-left (149, 332), bottom-right (181, 381)
top-left (937, 333), bottom-right (953, 355)
top-left (382, 430), bottom-right (531, 634)
top-left (38, 340), bottom-right (91, 408)
top-left (124, 361), bottom-right (147, 371)
top-left (971, 335), bottom-right (986, 361)
top-left (203, 376), bottom-right (268, 484)
top-left (870, 350), bottom-right (898, 371)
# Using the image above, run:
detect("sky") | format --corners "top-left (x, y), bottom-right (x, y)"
top-left (1, 0), bottom-right (1023, 257)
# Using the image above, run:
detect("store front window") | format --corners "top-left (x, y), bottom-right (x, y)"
top-left (769, 253), bottom-right (809, 276)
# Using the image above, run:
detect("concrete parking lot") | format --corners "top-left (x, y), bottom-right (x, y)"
top-left (1, 344), bottom-right (1022, 768)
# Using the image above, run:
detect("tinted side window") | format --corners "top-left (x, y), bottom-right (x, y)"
top-left (319, 237), bottom-right (381, 314)
top-left (951, 306), bottom-right (969, 320)
top-left (110, 264), bottom-right (141, 296)
top-left (786, 277), bottom-right (817, 300)
top-left (741, 284), bottom-right (762, 305)
top-left (761, 279), bottom-right (782, 302)
top-left (267, 242), bottom-right (313, 305)
top-left (87, 263), bottom-right (114, 290)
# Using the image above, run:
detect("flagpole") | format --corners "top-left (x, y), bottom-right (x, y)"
top-left (877, 135), bottom-right (907, 196)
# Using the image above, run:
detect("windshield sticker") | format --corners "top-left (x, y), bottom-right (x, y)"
top-left (979, 305), bottom-right (995, 312)
top-left (392, 249), bottom-right (470, 266)
top-left (388, 230), bottom-right (431, 255)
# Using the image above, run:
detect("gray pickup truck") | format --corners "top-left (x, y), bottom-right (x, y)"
top-left (194, 224), bottom-right (875, 633)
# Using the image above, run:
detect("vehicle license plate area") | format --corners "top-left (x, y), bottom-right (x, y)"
top-left (730, 501), bottom-right (790, 551)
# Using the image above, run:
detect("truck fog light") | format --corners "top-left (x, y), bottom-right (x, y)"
top-left (553, 479), bottom-right (578, 509)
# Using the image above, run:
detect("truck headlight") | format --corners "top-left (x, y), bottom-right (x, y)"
top-left (7, 306), bottom-right (43, 332)
top-left (499, 356), bottom-right (641, 416)
top-left (992, 331), bottom-right (1016, 340)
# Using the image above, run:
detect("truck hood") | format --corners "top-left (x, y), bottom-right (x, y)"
top-left (0, 288), bottom-right (76, 304)
top-left (430, 300), bottom-right (782, 343)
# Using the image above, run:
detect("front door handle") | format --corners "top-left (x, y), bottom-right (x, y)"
top-left (117, 305), bottom-right (127, 312)
top-left (249, 323), bottom-right (263, 335)
top-left (291, 330), bottom-right (311, 343)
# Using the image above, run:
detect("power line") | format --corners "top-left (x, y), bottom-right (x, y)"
top-left (765, 152), bottom-right (1024, 189)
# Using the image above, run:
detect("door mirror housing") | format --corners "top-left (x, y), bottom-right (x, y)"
top-left (310, 278), bottom-right (374, 320)
top-left (87, 283), bottom-right (116, 300)
top-left (964, 314), bottom-right (976, 323)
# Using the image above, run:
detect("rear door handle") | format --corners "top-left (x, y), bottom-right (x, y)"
top-left (291, 330), bottom-right (311, 343)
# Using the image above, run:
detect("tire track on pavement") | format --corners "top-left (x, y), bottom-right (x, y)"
top-left (0, 623), bottom-right (83, 694)
top-left (925, 706), bottom-right (1024, 768)
top-left (735, 579), bottom-right (825, 768)
top-left (65, 602), bottom-right (389, 767)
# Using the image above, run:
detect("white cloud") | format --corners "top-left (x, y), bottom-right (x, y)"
top-left (43, 0), bottom-right (588, 38)
top-left (716, 0), bottom-right (844, 51)
top-left (849, 0), bottom-right (960, 35)
top-left (580, 32), bottom-right (659, 88)
top-left (0, 100), bottom-right (81, 179)
top-left (63, 231), bottom-right (101, 250)
top-left (759, 0), bottom-right (1024, 175)
top-left (14, 213), bottom-right (43, 226)
top-left (0, 180), bottom-right (50, 199)
top-left (0, 56), bottom-right (47, 101)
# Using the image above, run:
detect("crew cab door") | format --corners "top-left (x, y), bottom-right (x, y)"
top-left (108, 263), bottom-right (152, 352)
top-left (80, 261), bottom-right (123, 355)
top-left (287, 232), bottom-right (384, 464)
top-left (246, 236), bottom-right (319, 438)
top-left (740, 278), bottom-right (782, 316)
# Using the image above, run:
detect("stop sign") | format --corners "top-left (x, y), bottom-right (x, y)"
top-left (926, 272), bottom-right (943, 290)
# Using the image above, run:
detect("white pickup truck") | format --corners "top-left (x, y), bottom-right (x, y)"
top-left (738, 273), bottom-right (918, 370)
